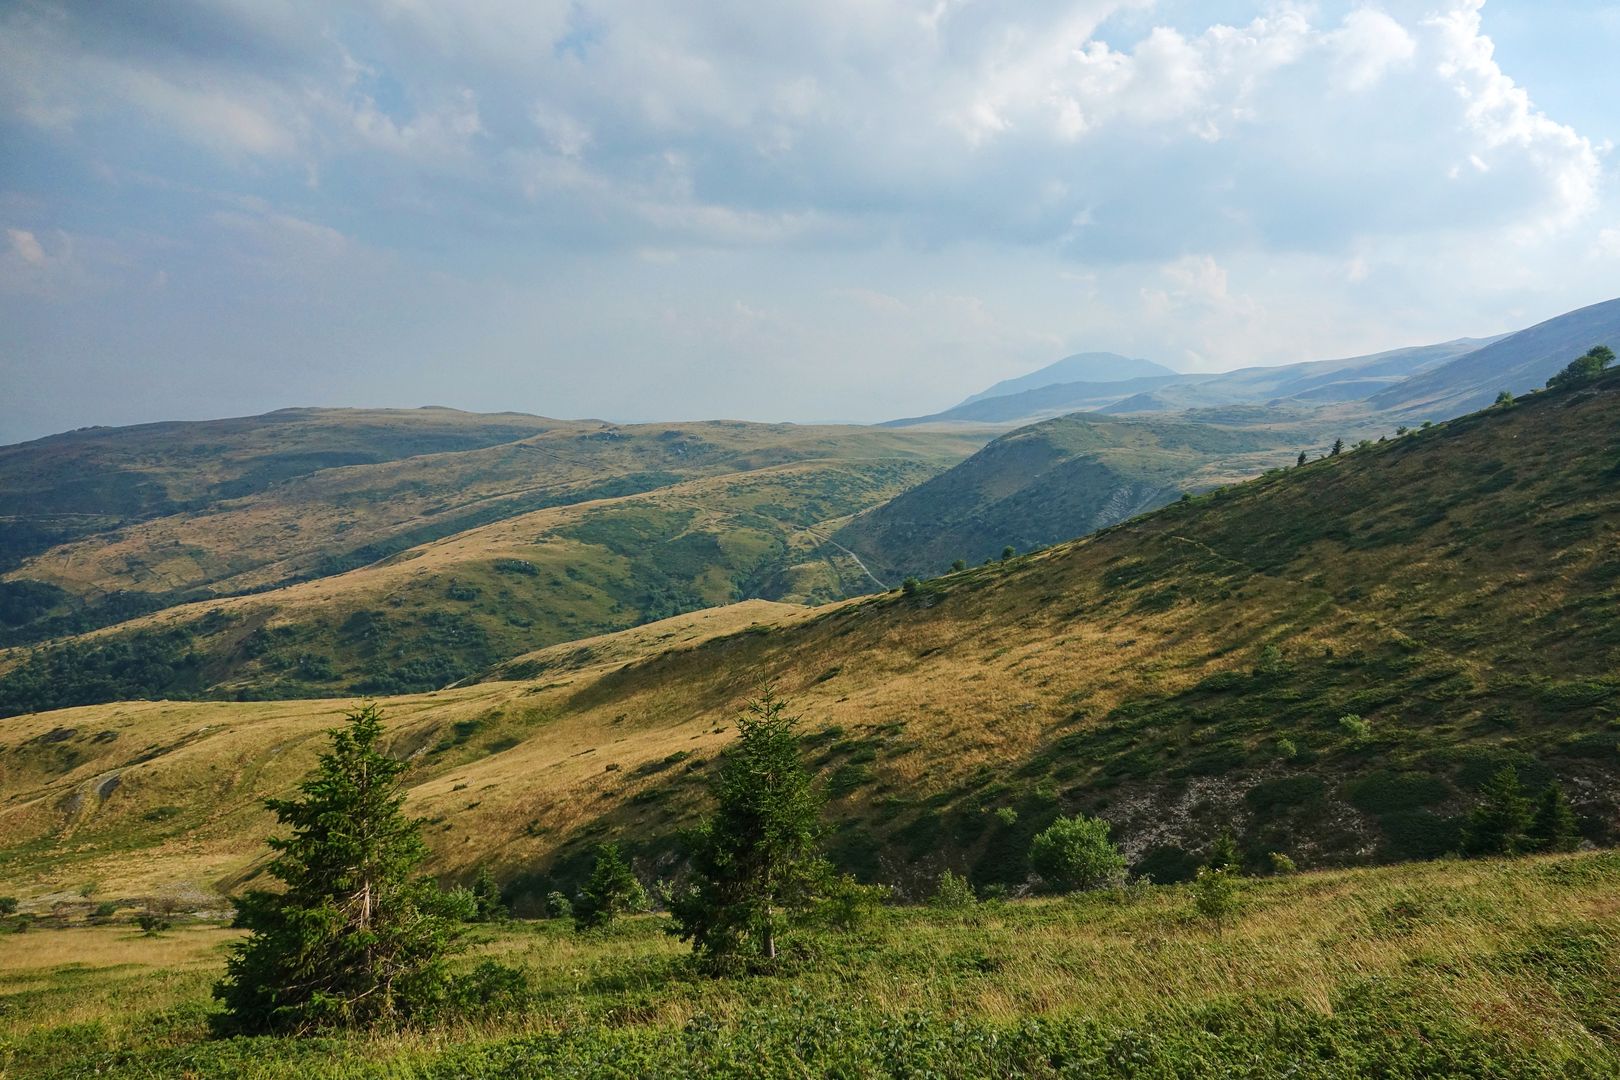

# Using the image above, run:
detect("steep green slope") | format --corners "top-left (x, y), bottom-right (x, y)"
top-left (836, 408), bottom-right (1333, 579)
top-left (2, 371), bottom-right (1614, 903)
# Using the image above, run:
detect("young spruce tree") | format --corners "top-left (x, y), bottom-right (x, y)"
top-left (1528, 782), bottom-right (1579, 852)
top-left (470, 865), bottom-right (507, 922)
top-left (214, 704), bottom-right (460, 1034)
top-left (1462, 766), bottom-right (1532, 856)
top-left (670, 685), bottom-right (827, 966)
top-left (573, 842), bottom-right (647, 931)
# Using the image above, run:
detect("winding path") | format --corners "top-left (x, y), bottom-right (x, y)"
top-left (803, 527), bottom-right (891, 593)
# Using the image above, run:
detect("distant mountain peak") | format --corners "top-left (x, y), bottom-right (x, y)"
top-left (958, 352), bottom-right (1178, 408)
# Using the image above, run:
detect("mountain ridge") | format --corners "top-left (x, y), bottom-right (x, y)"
top-left (2, 367), bottom-right (1614, 901)
top-left (956, 352), bottom-right (1177, 408)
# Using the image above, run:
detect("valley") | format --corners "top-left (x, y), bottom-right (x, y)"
top-left (2, 366), bottom-right (1615, 907)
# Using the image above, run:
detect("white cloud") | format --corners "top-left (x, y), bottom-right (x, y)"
top-left (7, 229), bottom-right (45, 267)
top-left (1329, 8), bottom-right (1416, 91)
top-left (1424, 0), bottom-right (1600, 229)
top-left (1, 1), bottom-right (1616, 439)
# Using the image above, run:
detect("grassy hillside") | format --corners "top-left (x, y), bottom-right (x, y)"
top-left (4, 852), bottom-right (1618, 1077)
top-left (0, 407), bottom-right (557, 576)
top-left (0, 370), bottom-right (1614, 908)
top-left (0, 447), bottom-right (972, 713)
top-left (0, 416), bottom-right (986, 646)
top-left (836, 407), bottom-right (1339, 579)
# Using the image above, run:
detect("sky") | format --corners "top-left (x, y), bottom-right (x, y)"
top-left (3, 0), bottom-right (1619, 443)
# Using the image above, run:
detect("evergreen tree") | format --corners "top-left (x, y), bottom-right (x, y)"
top-left (669, 685), bottom-right (826, 965)
top-left (213, 704), bottom-right (460, 1034)
top-left (1463, 766), bottom-right (1532, 856)
top-left (573, 842), bottom-right (646, 931)
top-left (470, 866), bottom-right (507, 922)
top-left (1206, 828), bottom-right (1242, 873)
top-left (1527, 782), bottom-right (1579, 853)
top-left (1330, 438), bottom-right (1344, 456)
top-left (1296, 451), bottom-right (1307, 467)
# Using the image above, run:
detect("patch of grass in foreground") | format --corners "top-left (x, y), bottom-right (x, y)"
top-left (2, 851), bottom-right (1618, 1077)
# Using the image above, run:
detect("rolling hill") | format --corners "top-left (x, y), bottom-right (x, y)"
top-left (0, 407), bottom-right (556, 570)
top-left (1100, 338), bottom-right (1495, 414)
top-left (840, 405), bottom-right (1360, 580)
top-left (894, 338), bottom-right (1492, 428)
top-left (0, 414), bottom-right (987, 647)
top-left (2, 367), bottom-right (1614, 906)
top-left (0, 426), bottom-right (990, 714)
top-left (1368, 296), bottom-right (1620, 418)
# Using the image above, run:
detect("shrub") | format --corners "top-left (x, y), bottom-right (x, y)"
top-left (1134, 845), bottom-right (1200, 884)
top-left (93, 901), bottom-right (118, 918)
top-left (1245, 775), bottom-right (1324, 815)
top-left (1546, 345), bottom-right (1614, 389)
top-left (442, 887), bottom-right (479, 922)
top-left (1344, 771), bottom-right (1450, 815)
top-left (817, 874), bottom-right (890, 932)
top-left (1268, 852), bottom-right (1297, 875)
top-left (901, 577), bottom-right (920, 595)
top-left (1029, 814), bottom-right (1126, 893)
top-left (1193, 866), bottom-right (1239, 929)
top-left (544, 891), bottom-right (573, 920)
top-left (137, 912), bottom-right (171, 934)
top-left (0, 897), bottom-right (16, 915)
top-left (930, 870), bottom-right (977, 910)
top-left (446, 960), bottom-right (530, 1017)
top-left (1338, 714), bottom-right (1372, 745)
top-left (1378, 809), bottom-right (1463, 860)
